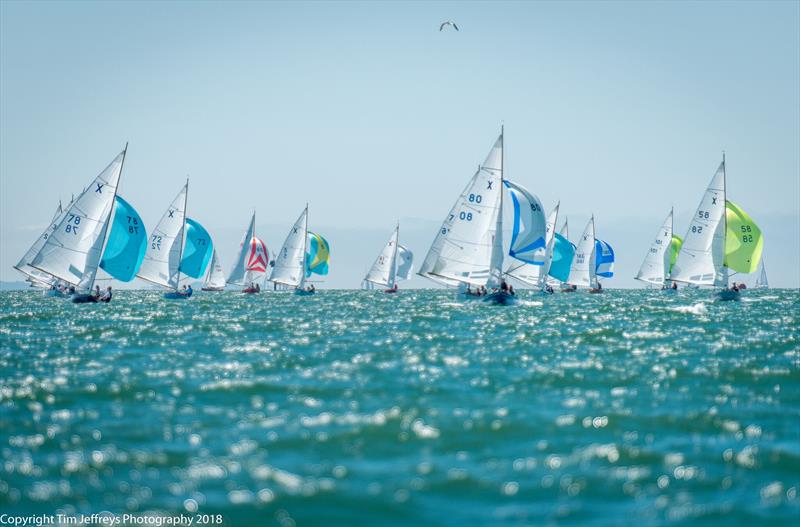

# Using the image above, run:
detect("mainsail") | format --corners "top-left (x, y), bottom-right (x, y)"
top-left (670, 161), bottom-right (727, 286)
top-left (270, 207), bottom-right (308, 287)
top-left (99, 195), bottom-right (147, 282)
top-left (136, 182), bottom-right (188, 290)
top-left (365, 226), bottom-right (400, 288)
top-left (203, 249), bottom-right (227, 290)
top-left (418, 133), bottom-right (504, 288)
top-left (15, 201), bottom-right (65, 286)
top-left (635, 209), bottom-right (673, 286)
top-left (567, 217), bottom-right (596, 287)
top-left (31, 149), bottom-right (126, 290)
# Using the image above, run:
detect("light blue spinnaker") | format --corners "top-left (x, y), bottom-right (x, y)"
top-left (503, 180), bottom-right (546, 264)
top-left (547, 233), bottom-right (575, 282)
top-left (594, 239), bottom-right (615, 278)
top-left (180, 218), bottom-right (213, 279)
top-left (99, 195), bottom-right (146, 282)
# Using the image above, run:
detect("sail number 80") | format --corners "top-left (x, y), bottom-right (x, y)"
top-left (468, 194), bottom-right (482, 203)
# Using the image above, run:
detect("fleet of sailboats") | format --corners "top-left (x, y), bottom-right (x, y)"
top-left (12, 139), bottom-right (771, 303)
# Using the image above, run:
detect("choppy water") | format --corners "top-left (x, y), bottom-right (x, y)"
top-left (0, 289), bottom-right (798, 526)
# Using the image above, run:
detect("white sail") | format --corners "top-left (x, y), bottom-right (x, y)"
top-left (204, 249), bottom-right (226, 289)
top-left (755, 259), bottom-right (769, 289)
top-left (506, 202), bottom-right (559, 288)
top-left (270, 207), bottom-right (308, 287)
top-left (635, 209), bottom-right (674, 286)
top-left (136, 183), bottom-right (188, 290)
top-left (670, 161), bottom-right (726, 286)
top-left (418, 134), bottom-right (504, 287)
top-left (365, 226), bottom-right (399, 288)
top-left (396, 245), bottom-right (414, 280)
top-left (31, 150), bottom-right (125, 289)
top-left (15, 202), bottom-right (66, 286)
top-left (227, 213), bottom-right (255, 286)
top-left (567, 216), bottom-right (596, 288)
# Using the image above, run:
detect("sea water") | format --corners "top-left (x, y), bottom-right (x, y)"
top-left (0, 289), bottom-right (798, 526)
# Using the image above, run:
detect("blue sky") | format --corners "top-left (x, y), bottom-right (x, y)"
top-left (1, 1), bottom-right (798, 287)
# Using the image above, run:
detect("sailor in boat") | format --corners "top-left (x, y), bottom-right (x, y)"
top-left (672, 282), bottom-right (678, 290)
top-left (544, 284), bottom-right (554, 294)
top-left (100, 286), bottom-right (113, 303)
top-left (68, 285), bottom-right (76, 295)
top-left (385, 282), bottom-right (398, 293)
top-left (94, 285), bottom-right (102, 299)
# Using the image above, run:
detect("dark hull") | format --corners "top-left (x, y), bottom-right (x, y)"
top-left (717, 289), bottom-right (741, 301)
top-left (295, 289), bottom-right (315, 296)
top-left (164, 292), bottom-right (191, 300)
top-left (482, 291), bottom-right (518, 305)
top-left (71, 294), bottom-right (98, 304)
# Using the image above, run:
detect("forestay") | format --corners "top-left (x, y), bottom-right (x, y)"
top-left (270, 207), bottom-right (308, 287)
top-left (136, 183), bottom-right (188, 289)
top-left (670, 161), bottom-right (726, 286)
top-left (99, 195), bottom-right (147, 282)
top-left (31, 150), bottom-right (125, 290)
top-left (418, 134), bottom-right (504, 288)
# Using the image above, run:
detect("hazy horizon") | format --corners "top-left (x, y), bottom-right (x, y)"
top-left (2, 1), bottom-right (798, 288)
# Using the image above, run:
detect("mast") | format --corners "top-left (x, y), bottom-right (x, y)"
top-left (391, 221), bottom-right (400, 287)
top-left (91, 142), bottom-right (127, 291)
top-left (668, 206), bottom-right (674, 286)
top-left (722, 152), bottom-right (728, 288)
top-left (301, 203), bottom-right (309, 288)
top-left (174, 177), bottom-right (189, 291)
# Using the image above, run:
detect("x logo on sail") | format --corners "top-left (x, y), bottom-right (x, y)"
top-left (168, 210), bottom-right (175, 218)
top-left (95, 184), bottom-right (104, 193)
top-left (486, 181), bottom-right (493, 190)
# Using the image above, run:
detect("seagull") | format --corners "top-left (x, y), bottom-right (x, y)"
top-left (439, 21), bottom-right (459, 32)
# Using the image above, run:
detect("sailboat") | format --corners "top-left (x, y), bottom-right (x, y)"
top-left (269, 205), bottom-right (330, 295)
top-left (669, 154), bottom-right (763, 301)
top-left (364, 224), bottom-right (414, 293)
top-left (201, 249), bottom-right (226, 291)
top-left (136, 180), bottom-right (213, 299)
top-left (418, 128), bottom-right (546, 305)
top-left (30, 146), bottom-right (145, 303)
top-left (15, 200), bottom-right (67, 293)
top-left (550, 219), bottom-right (577, 292)
top-left (566, 216), bottom-right (615, 293)
top-left (227, 212), bottom-right (270, 293)
top-left (505, 202), bottom-right (559, 293)
top-left (754, 259), bottom-right (769, 289)
top-left (635, 208), bottom-right (683, 290)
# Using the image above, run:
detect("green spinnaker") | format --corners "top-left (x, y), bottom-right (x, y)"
top-left (669, 235), bottom-right (682, 274)
top-left (724, 201), bottom-right (763, 273)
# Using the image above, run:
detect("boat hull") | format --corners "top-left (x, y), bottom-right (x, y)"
top-left (201, 287), bottom-right (224, 292)
top-left (71, 294), bottom-right (98, 304)
top-left (295, 289), bottom-right (315, 296)
top-left (43, 289), bottom-right (69, 298)
top-left (164, 292), bottom-right (191, 300)
top-left (716, 289), bottom-right (741, 302)
top-left (482, 291), bottom-right (518, 305)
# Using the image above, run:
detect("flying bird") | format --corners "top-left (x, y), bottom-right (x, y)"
top-left (439, 21), bottom-right (459, 32)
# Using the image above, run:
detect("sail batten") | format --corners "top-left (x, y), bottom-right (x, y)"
top-left (30, 150), bottom-right (126, 290)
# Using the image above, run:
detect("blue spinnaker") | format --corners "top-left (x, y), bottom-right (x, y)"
top-left (547, 233), bottom-right (575, 282)
top-left (99, 195), bottom-right (146, 282)
top-left (595, 239), bottom-right (615, 278)
top-left (503, 180), bottom-right (546, 264)
top-left (180, 218), bottom-right (213, 278)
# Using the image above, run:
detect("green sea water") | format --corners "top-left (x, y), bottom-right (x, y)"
top-left (1, 289), bottom-right (798, 526)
